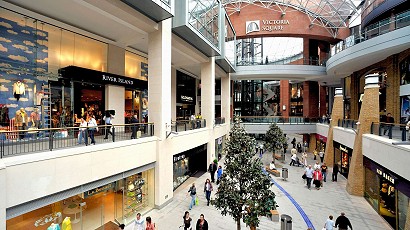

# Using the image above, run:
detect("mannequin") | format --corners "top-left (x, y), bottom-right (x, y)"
top-left (13, 80), bottom-right (25, 101)
top-left (30, 108), bottom-right (40, 128)
top-left (47, 223), bottom-right (61, 230)
top-left (15, 108), bottom-right (28, 139)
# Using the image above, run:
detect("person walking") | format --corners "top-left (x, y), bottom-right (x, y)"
top-left (304, 165), bottom-right (314, 190)
top-left (187, 183), bottom-right (197, 210)
top-left (87, 114), bottom-right (97, 145)
top-left (145, 216), bottom-right (156, 230)
top-left (131, 114), bottom-right (139, 139)
top-left (291, 137), bottom-right (296, 148)
top-left (297, 142), bottom-right (302, 153)
top-left (314, 161), bottom-right (321, 170)
top-left (303, 141), bottom-right (308, 152)
top-left (78, 117), bottom-right (87, 145)
top-left (259, 143), bottom-right (264, 157)
top-left (319, 149), bottom-right (325, 163)
top-left (204, 179), bottom-right (213, 206)
top-left (196, 214), bottom-right (208, 230)
top-left (332, 164), bottom-right (339, 182)
top-left (383, 113), bottom-right (394, 136)
top-left (313, 168), bottom-right (323, 190)
top-left (321, 163), bottom-right (328, 182)
top-left (301, 152), bottom-right (308, 166)
top-left (216, 166), bottom-right (223, 185)
top-left (103, 111), bottom-right (114, 139)
top-left (324, 215), bottom-right (335, 230)
top-left (290, 152), bottom-right (297, 166)
top-left (335, 212), bottom-right (352, 230)
top-left (190, 114), bottom-right (195, 130)
top-left (208, 161), bottom-right (217, 183)
top-left (133, 213), bottom-right (144, 230)
top-left (182, 211), bottom-right (192, 230)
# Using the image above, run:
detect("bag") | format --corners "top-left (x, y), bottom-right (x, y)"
top-left (302, 174), bottom-right (307, 179)
top-left (195, 196), bottom-right (199, 205)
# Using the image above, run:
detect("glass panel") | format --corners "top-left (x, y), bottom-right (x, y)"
top-left (365, 167), bottom-right (380, 211)
top-left (398, 190), bottom-right (409, 230)
top-left (379, 180), bottom-right (396, 229)
top-left (188, 0), bottom-right (220, 47)
top-left (225, 15), bottom-right (235, 66)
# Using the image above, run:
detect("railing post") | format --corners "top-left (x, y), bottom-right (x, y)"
top-left (370, 122), bottom-right (373, 134)
top-left (184, 122), bottom-right (187, 131)
top-left (204, 119), bottom-right (206, 128)
top-left (112, 126), bottom-right (115, 142)
top-left (378, 124), bottom-right (382, 136)
top-left (176, 122), bottom-right (178, 132)
top-left (85, 128), bottom-right (89, 146)
top-left (49, 130), bottom-right (53, 151)
top-left (389, 125), bottom-right (393, 139)
top-left (402, 126), bottom-right (406, 142)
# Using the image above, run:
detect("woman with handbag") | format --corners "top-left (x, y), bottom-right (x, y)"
top-left (188, 183), bottom-right (197, 210)
top-left (313, 168), bottom-right (323, 190)
top-left (204, 179), bottom-right (213, 206)
top-left (87, 114), bottom-right (98, 145)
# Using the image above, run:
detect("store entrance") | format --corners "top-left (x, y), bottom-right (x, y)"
top-left (177, 104), bottom-right (195, 120)
top-left (73, 82), bottom-right (104, 124)
top-left (125, 90), bottom-right (141, 124)
top-left (49, 83), bottom-right (73, 128)
top-left (379, 180), bottom-right (396, 229)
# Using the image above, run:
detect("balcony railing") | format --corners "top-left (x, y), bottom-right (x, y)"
top-left (0, 123), bottom-right (154, 158)
top-left (215, 117), bottom-right (225, 125)
top-left (371, 122), bottom-right (409, 142)
top-left (331, 10), bottom-right (410, 56)
top-left (239, 116), bottom-right (320, 124)
top-left (338, 119), bottom-right (359, 129)
top-left (236, 54), bottom-right (327, 67)
top-left (170, 119), bottom-right (206, 132)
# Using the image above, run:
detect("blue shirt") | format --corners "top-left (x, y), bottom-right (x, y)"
top-left (325, 219), bottom-right (335, 230)
top-left (104, 116), bottom-right (112, 124)
top-left (305, 168), bottom-right (314, 178)
top-left (217, 168), bottom-right (223, 179)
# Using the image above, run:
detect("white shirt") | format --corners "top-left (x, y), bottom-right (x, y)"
top-left (13, 82), bottom-right (25, 95)
top-left (319, 151), bottom-right (324, 157)
top-left (314, 163), bottom-right (320, 170)
top-left (269, 163), bottom-right (276, 170)
top-left (291, 153), bottom-right (297, 161)
top-left (324, 219), bottom-right (335, 230)
top-left (133, 218), bottom-right (145, 230)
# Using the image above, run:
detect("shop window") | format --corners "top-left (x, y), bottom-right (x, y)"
top-left (125, 51), bottom-right (148, 81)
top-left (379, 180), bottom-right (397, 229)
top-left (173, 157), bottom-right (190, 190)
top-left (398, 190), bottom-right (409, 230)
top-left (365, 167), bottom-right (380, 211)
top-left (400, 56), bottom-right (410, 85)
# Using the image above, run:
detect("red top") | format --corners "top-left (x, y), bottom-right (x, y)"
top-left (313, 171), bottom-right (323, 180)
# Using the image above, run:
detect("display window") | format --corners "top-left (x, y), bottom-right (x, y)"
top-left (6, 169), bottom-right (154, 230)
top-left (173, 157), bottom-right (190, 190)
top-left (333, 142), bottom-right (352, 178)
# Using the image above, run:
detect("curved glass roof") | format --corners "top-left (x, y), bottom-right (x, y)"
top-left (222, 0), bottom-right (362, 38)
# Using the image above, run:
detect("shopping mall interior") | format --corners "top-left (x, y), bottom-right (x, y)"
top-left (0, 0), bottom-right (409, 229)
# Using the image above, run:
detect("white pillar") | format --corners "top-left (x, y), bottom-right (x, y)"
top-left (171, 67), bottom-right (177, 121)
top-left (195, 79), bottom-right (200, 115)
top-left (105, 85), bottom-right (125, 125)
top-left (0, 161), bottom-right (6, 229)
top-left (106, 44), bottom-right (126, 125)
top-left (201, 57), bottom-right (216, 164)
top-left (221, 74), bottom-right (231, 122)
top-left (148, 18), bottom-right (173, 208)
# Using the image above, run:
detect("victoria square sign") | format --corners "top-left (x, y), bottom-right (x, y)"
top-left (246, 19), bottom-right (290, 34)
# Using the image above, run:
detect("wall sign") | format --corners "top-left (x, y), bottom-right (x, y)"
top-left (333, 141), bottom-right (353, 155)
top-left (84, 183), bottom-right (114, 198)
top-left (173, 154), bottom-right (186, 163)
top-left (376, 168), bottom-right (396, 184)
top-left (181, 95), bottom-right (194, 103)
top-left (246, 19), bottom-right (290, 34)
top-left (102, 74), bottom-right (134, 86)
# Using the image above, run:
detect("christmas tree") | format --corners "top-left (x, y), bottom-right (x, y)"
top-left (264, 122), bottom-right (287, 162)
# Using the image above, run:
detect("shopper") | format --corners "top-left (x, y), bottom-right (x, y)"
top-left (131, 114), bottom-right (139, 139)
top-left (190, 114), bottom-right (195, 130)
top-left (290, 152), bottom-right (297, 166)
top-left (324, 215), bottom-right (335, 230)
top-left (304, 165), bottom-right (314, 190)
top-left (78, 117), bottom-right (87, 145)
top-left (297, 142), bottom-right (302, 153)
top-left (208, 161), bottom-right (217, 183)
top-left (145, 216), bottom-right (156, 230)
top-left (313, 168), bottom-right (323, 190)
top-left (216, 166), bottom-right (223, 185)
top-left (332, 164), bottom-right (339, 182)
top-left (187, 183), bottom-right (197, 210)
top-left (204, 178), bottom-right (213, 206)
top-left (335, 212), bottom-right (352, 230)
top-left (303, 141), bottom-right (308, 152)
top-left (196, 214), bottom-right (208, 230)
top-left (259, 143), bottom-right (264, 156)
top-left (321, 163), bottom-right (328, 182)
top-left (319, 149), bottom-right (325, 163)
top-left (301, 152), bottom-right (308, 166)
top-left (383, 113), bottom-right (394, 136)
top-left (291, 137), bottom-right (296, 148)
top-left (182, 211), bottom-right (192, 230)
top-left (103, 111), bottom-right (114, 139)
top-left (314, 161), bottom-right (321, 170)
top-left (133, 213), bottom-right (144, 230)
top-left (87, 114), bottom-right (97, 145)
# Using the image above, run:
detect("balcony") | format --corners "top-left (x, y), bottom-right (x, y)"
top-left (121, 0), bottom-right (173, 22)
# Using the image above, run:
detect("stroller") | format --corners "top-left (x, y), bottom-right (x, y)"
top-left (294, 156), bottom-right (304, 167)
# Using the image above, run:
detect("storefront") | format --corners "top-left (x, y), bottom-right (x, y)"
top-left (215, 136), bottom-right (225, 159)
top-left (6, 167), bottom-right (155, 230)
top-left (173, 144), bottom-right (207, 190)
top-left (364, 157), bottom-right (410, 230)
top-left (290, 83), bottom-right (303, 116)
top-left (176, 71), bottom-right (196, 120)
top-left (333, 141), bottom-right (353, 178)
top-left (315, 134), bottom-right (327, 152)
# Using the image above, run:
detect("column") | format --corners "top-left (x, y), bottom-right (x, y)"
top-left (280, 80), bottom-right (290, 117)
top-left (106, 44), bottom-right (126, 124)
top-left (324, 88), bottom-right (343, 165)
top-left (303, 81), bottom-right (319, 118)
top-left (201, 57), bottom-right (216, 164)
top-left (386, 55), bottom-right (400, 122)
top-left (148, 18), bottom-right (173, 207)
top-left (195, 79), bottom-right (200, 115)
top-left (346, 74), bottom-right (380, 196)
top-left (320, 85), bottom-right (327, 116)
top-left (0, 162), bottom-right (6, 229)
top-left (221, 74), bottom-right (231, 123)
top-left (171, 68), bottom-right (177, 121)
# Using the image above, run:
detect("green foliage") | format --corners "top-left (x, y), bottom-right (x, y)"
top-left (214, 159), bottom-right (218, 164)
top-left (264, 122), bottom-right (286, 153)
top-left (214, 117), bottom-right (277, 230)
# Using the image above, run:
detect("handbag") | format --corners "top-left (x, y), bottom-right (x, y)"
top-left (302, 174), bottom-right (307, 179)
top-left (195, 196), bottom-right (199, 205)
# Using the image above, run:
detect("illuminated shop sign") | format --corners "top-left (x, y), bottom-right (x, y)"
top-left (84, 183), bottom-right (114, 198)
top-left (173, 154), bottom-right (186, 163)
top-left (246, 19), bottom-right (290, 34)
top-left (102, 74), bottom-right (134, 85)
top-left (181, 95), bottom-right (194, 102)
top-left (376, 168), bottom-right (396, 184)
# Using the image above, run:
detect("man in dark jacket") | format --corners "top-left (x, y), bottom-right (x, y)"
top-left (332, 164), bottom-right (339, 182)
top-left (131, 115), bottom-right (139, 139)
top-left (208, 162), bottom-right (217, 183)
top-left (335, 212), bottom-right (352, 230)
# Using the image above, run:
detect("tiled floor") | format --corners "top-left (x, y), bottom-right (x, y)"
top-left (125, 141), bottom-right (392, 230)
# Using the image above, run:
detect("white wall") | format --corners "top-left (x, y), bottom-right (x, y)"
top-left (363, 134), bottom-right (410, 181)
top-left (333, 127), bottom-right (356, 149)
top-left (3, 137), bottom-right (157, 208)
top-left (105, 85), bottom-right (126, 125)
top-left (315, 123), bottom-right (329, 137)
top-left (242, 123), bottom-right (317, 134)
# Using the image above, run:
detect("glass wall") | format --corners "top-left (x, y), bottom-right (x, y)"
top-left (290, 83), bottom-right (303, 116)
top-left (125, 51), bottom-right (148, 81)
top-left (6, 169), bottom-right (154, 229)
top-left (188, 0), bottom-right (220, 48)
top-left (224, 15), bottom-right (235, 66)
top-left (398, 191), bottom-right (409, 230)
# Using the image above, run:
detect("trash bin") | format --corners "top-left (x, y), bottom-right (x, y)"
top-left (280, 214), bottom-right (292, 230)
top-left (282, 168), bottom-right (288, 180)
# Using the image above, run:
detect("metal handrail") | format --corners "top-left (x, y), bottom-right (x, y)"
top-left (170, 119), bottom-right (206, 132)
top-left (370, 122), bottom-right (409, 141)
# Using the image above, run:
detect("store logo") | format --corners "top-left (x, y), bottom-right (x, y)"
top-left (339, 145), bottom-right (348, 152)
top-left (376, 168), bottom-right (395, 184)
top-left (181, 95), bottom-right (193, 102)
top-left (246, 20), bottom-right (260, 34)
top-left (102, 74), bottom-right (134, 85)
top-left (174, 154), bottom-right (186, 163)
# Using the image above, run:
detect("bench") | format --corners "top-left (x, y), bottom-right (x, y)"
top-left (274, 154), bottom-right (281, 160)
top-left (265, 166), bottom-right (280, 177)
top-left (270, 210), bottom-right (279, 222)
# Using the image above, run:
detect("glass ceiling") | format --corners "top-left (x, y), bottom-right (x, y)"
top-left (222, 0), bottom-right (363, 38)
